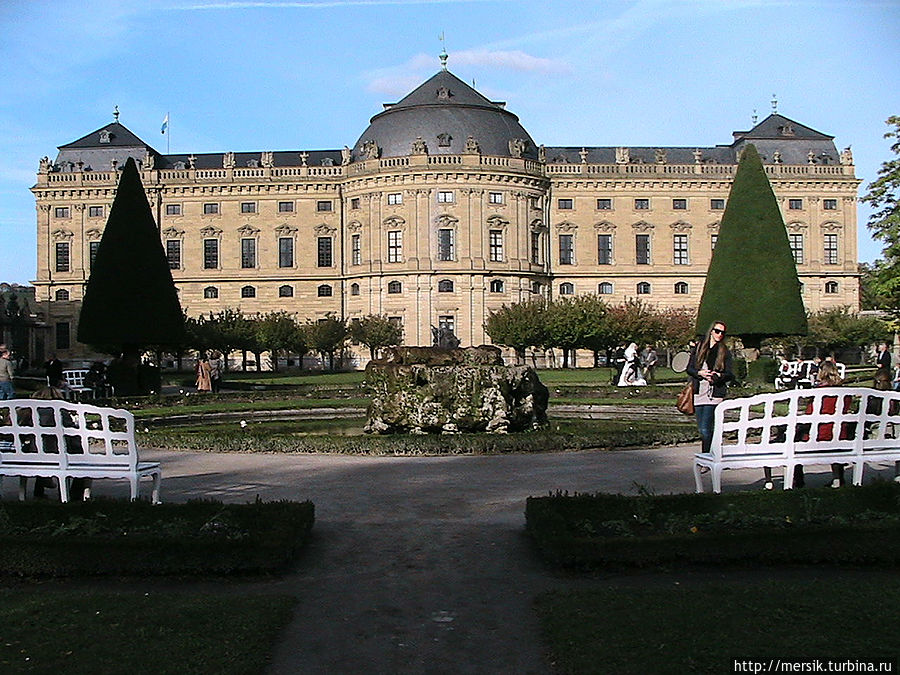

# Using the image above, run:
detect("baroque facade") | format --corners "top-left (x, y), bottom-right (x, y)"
top-left (32, 67), bottom-right (860, 361)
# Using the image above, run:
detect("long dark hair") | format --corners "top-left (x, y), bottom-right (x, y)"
top-left (696, 320), bottom-right (729, 371)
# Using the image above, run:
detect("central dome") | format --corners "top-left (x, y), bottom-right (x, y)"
top-left (352, 70), bottom-right (537, 161)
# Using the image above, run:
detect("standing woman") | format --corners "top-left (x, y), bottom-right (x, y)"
top-left (686, 321), bottom-right (734, 454)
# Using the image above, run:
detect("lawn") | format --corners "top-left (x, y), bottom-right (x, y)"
top-left (0, 589), bottom-right (295, 675)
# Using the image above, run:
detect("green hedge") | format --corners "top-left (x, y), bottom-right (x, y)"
top-left (0, 499), bottom-right (314, 577)
top-left (526, 482), bottom-right (900, 570)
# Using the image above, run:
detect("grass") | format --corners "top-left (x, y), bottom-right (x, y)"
top-left (535, 577), bottom-right (900, 675)
top-left (0, 589), bottom-right (295, 675)
top-left (134, 397), bottom-right (368, 419)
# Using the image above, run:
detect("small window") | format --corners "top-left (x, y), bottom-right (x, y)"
top-left (559, 234), bottom-right (574, 265)
top-left (55, 242), bottom-right (70, 272)
top-left (710, 199), bottom-right (726, 210)
top-left (55, 289), bottom-right (70, 301)
top-left (241, 202), bottom-right (256, 214)
top-left (559, 282), bottom-right (574, 296)
top-left (203, 203), bottom-right (219, 215)
top-left (350, 283), bottom-right (360, 296)
top-left (636, 281), bottom-right (651, 295)
top-left (278, 201), bottom-right (294, 213)
top-left (488, 192), bottom-right (503, 205)
top-left (55, 322), bottom-right (70, 351)
top-left (788, 198), bottom-right (803, 210)
top-left (558, 198), bottom-right (574, 210)
top-left (165, 204), bottom-right (182, 216)
top-left (279, 285), bottom-right (293, 298)
top-left (387, 281), bottom-right (402, 294)
top-left (672, 198), bottom-right (687, 210)
top-left (634, 198), bottom-right (650, 210)
top-left (598, 282), bottom-right (613, 295)
top-left (88, 206), bottom-right (104, 218)
top-left (350, 197), bottom-right (360, 210)
top-left (823, 199), bottom-right (838, 210)
top-left (316, 200), bottom-right (333, 212)
top-left (204, 286), bottom-right (219, 299)
top-left (54, 207), bottom-right (70, 218)
top-left (437, 191), bottom-right (454, 203)
top-left (166, 240), bottom-right (181, 270)
top-left (824, 281), bottom-right (839, 294)
top-left (387, 193), bottom-right (402, 205)
top-left (597, 198), bottom-right (612, 210)
top-left (489, 279), bottom-right (504, 293)
top-left (674, 281), bottom-right (689, 295)
top-left (241, 285), bottom-right (256, 298)
top-left (438, 279), bottom-right (454, 293)
top-left (279, 237), bottom-right (294, 268)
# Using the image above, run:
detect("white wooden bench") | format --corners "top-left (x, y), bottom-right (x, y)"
top-left (60, 369), bottom-right (94, 401)
top-left (0, 399), bottom-right (161, 503)
top-left (694, 387), bottom-right (900, 493)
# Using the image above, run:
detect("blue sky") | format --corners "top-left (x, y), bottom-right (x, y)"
top-left (1, 0), bottom-right (898, 285)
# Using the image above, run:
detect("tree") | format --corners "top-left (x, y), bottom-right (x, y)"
top-left (802, 307), bottom-right (889, 357)
top-left (349, 314), bottom-right (403, 361)
top-left (861, 115), bottom-right (900, 314)
top-left (484, 298), bottom-right (549, 365)
top-left (255, 312), bottom-right (301, 372)
top-left (306, 315), bottom-right (347, 371)
top-left (77, 157), bottom-right (184, 393)
top-left (544, 296), bottom-right (605, 368)
top-left (696, 144), bottom-right (807, 350)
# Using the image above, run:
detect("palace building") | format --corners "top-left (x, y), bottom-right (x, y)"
top-left (32, 63), bottom-right (861, 362)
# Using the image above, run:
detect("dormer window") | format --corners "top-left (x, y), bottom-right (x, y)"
top-left (437, 87), bottom-right (452, 100)
top-left (99, 130), bottom-right (111, 144)
top-left (779, 124), bottom-right (795, 137)
top-left (437, 133), bottom-right (452, 147)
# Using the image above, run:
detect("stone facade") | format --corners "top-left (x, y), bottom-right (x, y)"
top-left (31, 69), bottom-right (860, 362)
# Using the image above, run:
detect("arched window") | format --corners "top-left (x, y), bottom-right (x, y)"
top-left (674, 281), bottom-right (689, 295)
top-left (55, 289), bottom-right (70, 301)
top-left (204, 286), bottom-right (219, 299)
top-left (636, 282), bottom-right (651, 295)
top-left (241, 285), bottom-right (256, 298)
top-left (559, 282), bottom-right (575, 296)
top-left (350, 283), bottom-right (360, 296)
top-left (824, 281), bottom-right (839, 294)
top-left (489, 279), bottom-right (504, 293)
top-left (438, 279), bottom-right (454, 293)
top-left (278, 285), bottom-right (293, 298)
top-left (387, 280), bottom-right (402, 294)
top-left (317, 284), bottom-right (333, 297)
top-left (598, 282), bottom-right (613, 295)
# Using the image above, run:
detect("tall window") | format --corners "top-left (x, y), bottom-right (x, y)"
top-left (55, 322), bottom-right (70, 350)
top-left (559, 234), bottom-right (574, 265)
top-left (317, 237), bottom-right (333, 267)
top-left (636, 234), bottom-right (651, 265)
top-left (241, 238), bottom-right (256, 269)
top-left (598, 282), bottom-right (613, 295)
top-left (166, 240), bottom-right (181, 269)
top-left (387, 230), bottom-right (402, 263)
top-left (530, 232), bottom-right (541, 264)
top-left (489, 230), bottom-right (503, 262)
top-left (351, 233), bottom-right (361, 266)
top-left (279, 237), bottom-right (294, 268)
top-left (89, 241), bottom-right (100, 269)
top-left (203, 239), bottom-right (219, 269)
top-left (789, 233), bottom-right (804, 264)
top-left (559, 282), bottom-right (574, 295)
top-left (673, 234), bottom-right (689, 265)
top-left (824, 233), bottom-right (838, 265)
top-left (597, 234), bottom-right (612, 265)
top-left (438, 229), bottom-right (455, 261)
top-left (55, 242), bottom-right (70, 272)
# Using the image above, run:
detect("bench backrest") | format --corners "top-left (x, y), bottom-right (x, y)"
top-left (0, 399), bottom-right (138, 469)
top-left (62, 369), bottom-right (91, 388)
top-left (711, 387), bottom-right (900, 460)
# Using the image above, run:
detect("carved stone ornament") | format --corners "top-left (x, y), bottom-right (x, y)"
top-left (383, 216), bottom-right (406, 229)
top-left (314, 223), bottom-right (337, 236)
top-left (807, 150), bottom-right (816, 165)
top-left (840, 146), bottom-right (853, 165)
top-left (693, 148), bottom-right (703, 164)
top-left (773, 150), bottom-right (783, 165)
top-left (162, 226), bottom-right (184, 239)
top-left (707, 221), bottom-right (720, 231)
top-left (99, 130), bottom-right (111, 144)
top-left (38, 204), bottom-right (51, 213)
top-left (464, 136), bottom-right (481, 154)
top-left (655, 148), bottom-right (667, 164)
top-left (173, 161), bottom-right (186, 170)
top-left (786, 221), bottom-right (808, 232)
top-left (821, 221), bottom-right (842, 233)
top-left (362, 140), bottom-right (380, 160)
top-left (199, 225), bottom-right (222, 237)
top-left (437, 86), bottom-right (452, 100)
top-left (538, 145), bottom-right (546, 163)
top-left (187, 154), bottom-right (196, 169)
top-left (144, 150), bottom-right (155, 170)
top-left (508, 138), bottom-right (526, 158)
top-left (39, 156), bottom-right (51, 173)
top-left (530, 218), bottom-right (547, 232)
top-left (51, 228), bottom-right (74, 241)
top-left (274, 224), bottom-right (298, 236)
top-left (237, 224), bottom-right (260, 236)
top-left (615, 147), bottom-right (630, 164)
top-left (321, 157), bottom-right (334, 167)
top-left (555, 221), bottom-right (577, 232)
top-left (347, 221), bottom-right (362, 232)
top-left (341, 146), bottom-right (351, 166)
top-left (411, 137), bottom-right (428, 155)
top-left (260, 151), bottom-right (274, 168)
top-left (436, 214), bottom-right (459, 228)
top-left (670, 221), bottom-right (692, 232)
top-left (223, 152), bottom-right (235, 169)
top-left (632, 221), bottom-right (655, 232)
top-left (486, 214), bottom-right (509, 229)
top-left (85, 227), bottom-right (104, 240)
top-left (594, 221), bottom-right (616, 232)
top-left (299, 152), bottom-right (309, 167)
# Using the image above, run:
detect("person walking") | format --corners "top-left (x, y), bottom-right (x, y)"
top-left (196, 354), bottom-right (212, 393)
top-left (0, 345), bottom-right (15, 400)
top-left (874, 342), bottom-right (893, 390)
top-left (208, 351), bottom-right (223, 393)
top-left (44, 353), bottom-right (64, 388)
top-left (686, 321), bottom-right (734, 455)
top-left (641, 344), bottom-right (659, 384)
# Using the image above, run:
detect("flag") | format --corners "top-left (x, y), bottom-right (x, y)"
top-left (161, 114), bottom-right (169, 135)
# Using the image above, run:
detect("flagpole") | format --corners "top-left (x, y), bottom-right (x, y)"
top-left (167, 112), bottom-right (170, 154)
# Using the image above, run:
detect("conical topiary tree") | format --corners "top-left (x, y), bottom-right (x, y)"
top-left (696, 144), bottom-right (807, 350)
top-left (78, 157), bottom-right (184, 392)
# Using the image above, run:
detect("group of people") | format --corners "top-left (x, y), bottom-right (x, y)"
top-left (613, 343), bottom-right (658, 386)
top-left (195, 351), bottom-right (224, 393)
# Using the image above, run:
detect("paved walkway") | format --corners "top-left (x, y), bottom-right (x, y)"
top-left (4, 444), bottom-right (889, 674)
